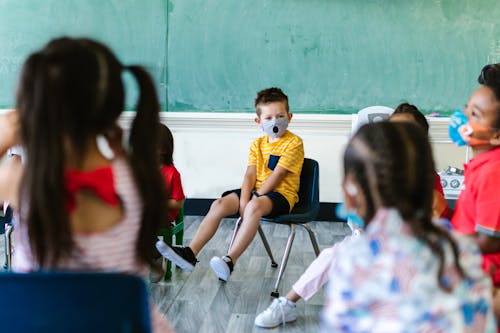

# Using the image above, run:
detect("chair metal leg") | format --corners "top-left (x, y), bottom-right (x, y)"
top-left (271, 224), bottom-right (296, 298)
top-left (5, 225), bottom-right (13, 270)
top-left (227, 217), bottom-right (242, 252)
top-left (257, 225), bottom-right (277, 268)
top-left (300, 223), bottom-right (320, 256)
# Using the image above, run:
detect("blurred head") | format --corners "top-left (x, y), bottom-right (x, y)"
top-left (17, 38), bottom-right (125, 161)
top-left (389, 102), bottom-right (429, 134)
top-left (343, 121), bottom-right (465, 291)
top-left (343, 121), bottom-right (434, 224)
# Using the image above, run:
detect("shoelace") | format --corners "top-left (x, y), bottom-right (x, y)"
top-left (266, 298), bottom-right (287, 327)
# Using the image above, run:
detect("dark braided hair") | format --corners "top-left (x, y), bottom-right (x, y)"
top-left (16, 37), bottom-right (167, 268)
top-left (478, 64), bottom-right (500, 128)
top-left (344, 122), bottom-right (465, 291)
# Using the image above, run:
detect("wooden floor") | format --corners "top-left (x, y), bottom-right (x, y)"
top-left (1, 216), bottom-right (350, 333)
top-left (152, 216), bottom-right (350, 333)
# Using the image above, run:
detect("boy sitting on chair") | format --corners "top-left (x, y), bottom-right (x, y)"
top-left (156, 87), bottom-right (304, 281)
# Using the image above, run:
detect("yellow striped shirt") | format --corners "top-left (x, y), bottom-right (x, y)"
top-left (248, 130), bottom-right (304, 210)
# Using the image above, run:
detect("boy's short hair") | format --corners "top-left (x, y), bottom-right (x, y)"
top-left (391, 102), bottom-right (429, 134)
top-left (254, 87), bottom-right (289, 116)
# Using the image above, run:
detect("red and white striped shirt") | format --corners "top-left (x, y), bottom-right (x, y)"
top-left (12, 158), bottom-right (173, 333)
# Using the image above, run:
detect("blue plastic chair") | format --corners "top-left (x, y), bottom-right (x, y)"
top-left (0, 272), bottom-right (152, 333)
top-left (228, 158), bottom-right (320, 297)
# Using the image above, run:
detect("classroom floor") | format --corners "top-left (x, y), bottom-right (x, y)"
top-left (153, 216), bottom-right (350, 333)
top-left (1, 216), bottom-right (350, 333)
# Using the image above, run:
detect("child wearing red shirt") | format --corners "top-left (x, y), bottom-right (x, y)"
top-left (389, 102), bottom-right (453, 220)
top-left (450, 63), bottom-right (500, 285)
top-left (150, 124), bottom-right (185, 283)
top-left (158, 123), bottom-right (185, 223)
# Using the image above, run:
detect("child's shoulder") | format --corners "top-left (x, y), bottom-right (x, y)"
top-left (161, 164), bottom-right (181, 177)
top-left (489, 147), bottom-right (500, 163)
top-left (283, 131), bottom-right (304, 149)
top-left (285, 130), bottom-right (302, 141)
top-left (251, 131), bottom-right (303, 145)
top-left (477, 147), bottom-right (500, 173)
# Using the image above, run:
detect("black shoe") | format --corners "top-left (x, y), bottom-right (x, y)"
top-left (155, 240), bottom-right (197, 272)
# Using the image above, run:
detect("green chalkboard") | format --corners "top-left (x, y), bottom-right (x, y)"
top-left (1, 1), bottom-right (499, 115)
top-left (167, 0), bottom-right (500, 114)
top-left (0, 0), bottom-right (167, 109)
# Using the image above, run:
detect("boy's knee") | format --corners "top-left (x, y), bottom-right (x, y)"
top-left (209, 197), bottom-right (226, 211)
top-left (209, 196), bottom-right (237, 215)
top-left (243, 200), bottom-right (265, 218)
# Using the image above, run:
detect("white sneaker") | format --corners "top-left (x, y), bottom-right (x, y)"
top-left (209, 256), bottom-right (233, 282)
top-left (254, 297), bottom-right (297, 328)
top-left (155, 240), bottom-right (197, 272)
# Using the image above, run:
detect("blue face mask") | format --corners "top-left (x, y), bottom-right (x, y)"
top-left (448, 109), bottom-right (468, 146)
top-left (262, 117), bottom-right (288, 138)
top-left (336, 203), bottom-right (365, 228)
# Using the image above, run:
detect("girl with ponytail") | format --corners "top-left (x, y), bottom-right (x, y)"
top-left (0, 37), bottom-right (172, 332)
top-left (321, 122), bottom-right (495, 332)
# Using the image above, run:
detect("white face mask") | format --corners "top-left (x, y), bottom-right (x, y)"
top-left (262, 118), bottom-right (288, 138)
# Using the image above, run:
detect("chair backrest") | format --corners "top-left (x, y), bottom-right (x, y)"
top-left (284, 158), bottom-right (320, 222)
top-left (0, 272), bottom-right (151, 333)
top-left (351, 105), bottom-right (394, 134)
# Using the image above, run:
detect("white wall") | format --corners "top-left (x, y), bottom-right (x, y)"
top-left (120, 112), bottom-right (467, 203)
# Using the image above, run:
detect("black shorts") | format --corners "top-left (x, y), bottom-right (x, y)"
top-left (221, 189), bottom-right (290, 218)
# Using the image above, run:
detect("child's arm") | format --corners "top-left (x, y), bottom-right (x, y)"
top-left (475, 234), bottom-right (500, 253)
top-left (471, 170), bottom-right (500, 253)
top-left (239, 165), bottom-right (256, 216)
top-left (0, 155), bottom-right (22, 207)
top-left (0, 111), bottom-right (19, 156)
top-left (0, 111), bottom-right (21, 206)
top-left (254, 165), bottom-right (289, 196)
top-left (167, 198), bottom-right (184, 211)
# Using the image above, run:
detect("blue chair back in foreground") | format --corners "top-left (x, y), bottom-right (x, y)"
top-left (0, 272), bottom-right (151, 333)
top-left (228, 158), bottom-right (321, 297)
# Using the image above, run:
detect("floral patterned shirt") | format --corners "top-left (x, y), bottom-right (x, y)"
top-left (321, 208), bottom-right (496, 333)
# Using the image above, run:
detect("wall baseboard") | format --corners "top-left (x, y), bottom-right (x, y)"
top-left (184, 198), bottom-right (457, 222)
top-left (183, 198), bottom-right (346, 222)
